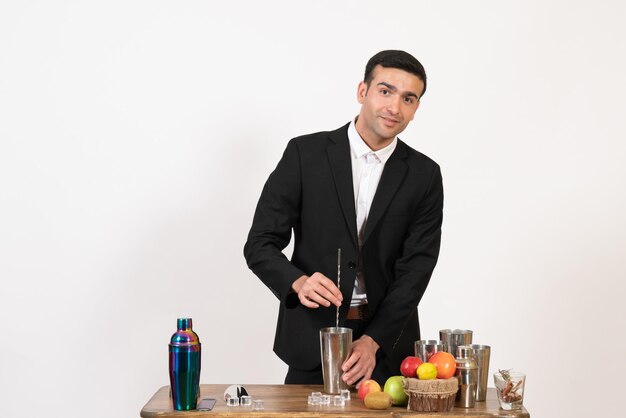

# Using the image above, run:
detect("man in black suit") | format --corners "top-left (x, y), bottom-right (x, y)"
top-left (244, 50), bottom-right (443, 388)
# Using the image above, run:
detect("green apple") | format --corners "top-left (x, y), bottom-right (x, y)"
top-left (383, 375), bottom-right (408, 406)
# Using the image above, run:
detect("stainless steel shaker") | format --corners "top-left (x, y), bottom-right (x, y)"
top-left (454, 345), bottom-right (477, 408)
top-left (414, 340), bottom-right (446, 362)
top-left (439, 329), bottom-right (472, 359)
top-left (469, 344), bottom-right (490, 401)
top-left (320, 327), bottom-right (352, 394)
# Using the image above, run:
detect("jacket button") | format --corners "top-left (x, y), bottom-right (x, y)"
top-left (348, 261), bottom-right (356, 269)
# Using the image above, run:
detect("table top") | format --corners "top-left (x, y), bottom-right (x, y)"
top-left (140, 384), bottom-right (530, 417)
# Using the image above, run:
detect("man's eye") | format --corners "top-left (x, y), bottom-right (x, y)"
top-left (404, 97), bottom-right (414, 104)
top-left (380, 89), bottom-right (389, 95)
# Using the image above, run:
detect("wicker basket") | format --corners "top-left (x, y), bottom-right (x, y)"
top-left (403, 377), bottom-right (458, 412)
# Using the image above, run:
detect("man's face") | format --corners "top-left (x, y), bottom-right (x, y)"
top-left (356, 65), bottom-right (424, 146)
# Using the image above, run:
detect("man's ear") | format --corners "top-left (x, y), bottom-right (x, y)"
top-left (357, 81), bottom-right (367, 104)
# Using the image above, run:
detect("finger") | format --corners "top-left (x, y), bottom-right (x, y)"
top-left (341, 350), bottom-right (360, 373)
top-left (303, 281), bottom-right (336, 308)
top-left (297, 277), bottom-right (326, 308)
top-left (306, 287), bottom-right (336, 307)
top-left (355, 369), bottom-right (373, 389)
top-left (315, 275), bottom-right (340, 291)
top-left (313, 286), bottom-right (341, 307)
top-left (298, 293), bottom-right (319, 308)
top-left (312, 278), bottom-right (343, 306)
top-left (343, 363), bottom-right (365, 385)
top-left (349, 359), bottom-right (375, 386)
top-left (343, 347), bottom-right (375, 384)
top-left (360, 369), bottom-right (373, 385)
top-left (320, 276), bottom-right (344, 300)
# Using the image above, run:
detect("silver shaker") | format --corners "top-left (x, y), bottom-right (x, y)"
top-left (454, 345), bottom-right (478, 408)
top-left (439, 329), bottom-right (472, 359)
top-left (319, 327), bottom-right (352, 394)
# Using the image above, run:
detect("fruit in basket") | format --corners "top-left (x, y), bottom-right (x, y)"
top-left (400, 356), bottom-right (423, 377)
top-left (357, 379), bottom-right (381, 401)
top-left (416, 362), bottom-right (437, 380)
top-left (364, 391), bottom-right (393, 410)
top-left (383, 376), bottom-right (408, 406)
top-left (428, 351), bottom-right (456, 379)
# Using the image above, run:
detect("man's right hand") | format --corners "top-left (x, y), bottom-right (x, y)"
top-left (291, 273), bottom-right (343, 309)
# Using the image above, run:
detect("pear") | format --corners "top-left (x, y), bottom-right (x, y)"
top-left (364, 391), bottom-right (393, 410)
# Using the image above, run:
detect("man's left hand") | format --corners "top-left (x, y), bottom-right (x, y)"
top-left (341, 335), bottom-right (379, 388)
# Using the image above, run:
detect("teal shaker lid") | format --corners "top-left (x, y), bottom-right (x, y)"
top-left (170, 318), bottom-right (200, 346)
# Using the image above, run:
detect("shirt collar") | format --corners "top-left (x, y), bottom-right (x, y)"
top-left (348, 119), bottom-right (397, 164)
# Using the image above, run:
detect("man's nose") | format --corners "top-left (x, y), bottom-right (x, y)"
top-left (386, 96), bottom-right (402, 114)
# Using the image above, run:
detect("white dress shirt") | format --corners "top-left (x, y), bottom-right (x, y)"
top-left (347, 120), bottom-right (397, 307)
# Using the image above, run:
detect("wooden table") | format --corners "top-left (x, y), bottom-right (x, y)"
top-left (140, 384), bottom-right (530, 417)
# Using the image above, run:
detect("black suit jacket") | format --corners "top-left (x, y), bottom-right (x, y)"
top-left (244, 123), bottom-right (443, 374)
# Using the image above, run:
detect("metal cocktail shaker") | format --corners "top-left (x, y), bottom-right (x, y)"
top-left (439, 329), bottom-right (472, 359)
top-left (469, 344), bottom-right (490, 401)
top-left (169, 318), bottom-right (201, 410)
top-left (454, 345), bottom-right (478, 408)
top-left (320, 327), bottom-right (352, 394)
top-left (414, 340), bottom-right (447, 362)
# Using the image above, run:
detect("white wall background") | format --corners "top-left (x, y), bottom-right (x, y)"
top-left (1, 1), bottom-right (625, 417)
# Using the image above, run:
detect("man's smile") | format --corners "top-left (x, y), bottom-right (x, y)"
top-left (379, 115), bottom-right (401, 126)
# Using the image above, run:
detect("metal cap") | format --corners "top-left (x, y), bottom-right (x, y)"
top-left (455, 355), bottom-right (477, 370)
top-left (170, 318), bottom-right (201, 348)
top-left (456, 345), bottom-right (474, 359)
top-left (177, 318), bottom-right (193, 331)
top-left (456, 345), bottom-right (477, 369)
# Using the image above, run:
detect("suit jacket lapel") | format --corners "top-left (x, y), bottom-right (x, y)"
top-left (363, 140), bottom-right (409, 244)
top-left (327, 125), bottom-right (358, 249)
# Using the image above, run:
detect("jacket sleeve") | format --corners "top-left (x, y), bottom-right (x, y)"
top-left (243, 139), bottom-right (306, 305)
top-left (365, 164), bottom-right (444, 356)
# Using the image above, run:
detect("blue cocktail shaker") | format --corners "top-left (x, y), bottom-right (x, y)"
top-left (169, 318), bottom-right (201, 410)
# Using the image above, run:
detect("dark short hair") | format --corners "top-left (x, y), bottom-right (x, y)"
top-left (364, 50), bottom-right (427, 98)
